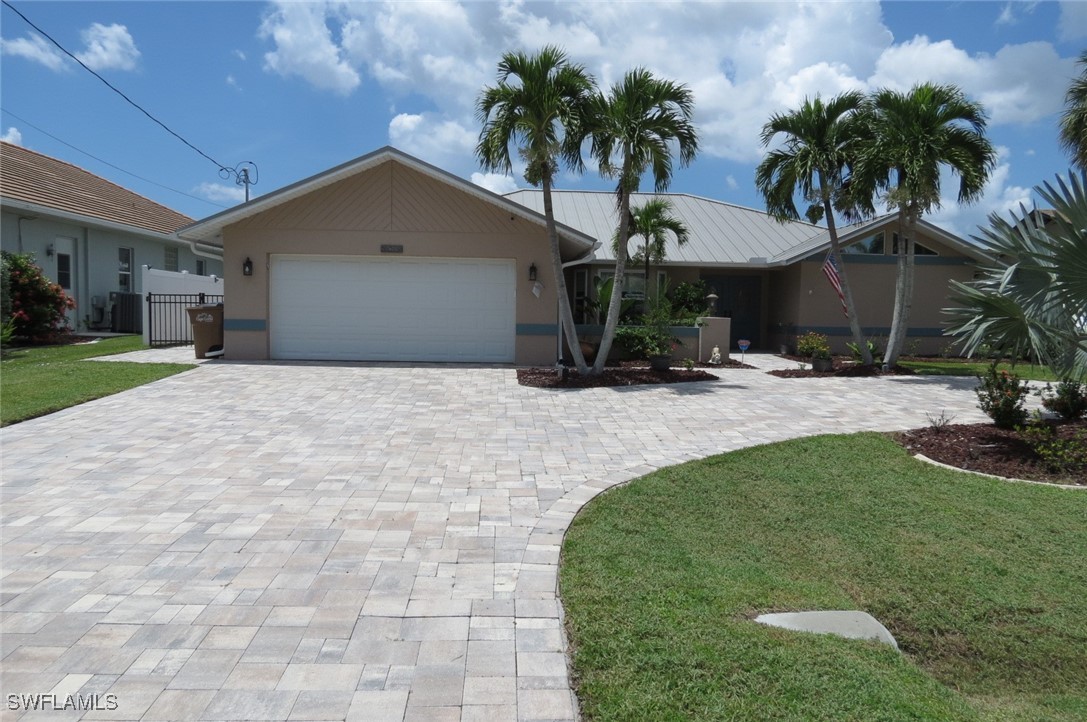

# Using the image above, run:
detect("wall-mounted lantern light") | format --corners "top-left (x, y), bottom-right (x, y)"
top-left (528, 262), bottom-right (537, 282)
top-left (243, 257), bottom-right (253, 276)
top-left (46, 243), bottom-right (55, 257)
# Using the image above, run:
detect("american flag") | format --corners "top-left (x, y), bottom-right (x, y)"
top-left (822, 251), bottom-right (848, 317)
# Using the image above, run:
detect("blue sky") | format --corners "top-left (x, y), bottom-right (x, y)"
top-left (1, 1), bottom-right (1083, 238)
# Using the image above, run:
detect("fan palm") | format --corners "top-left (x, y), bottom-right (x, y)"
top-left (856, 83), bottom-right (995, 367)
top-left (946, 172), bottom-right (1087, 381)
top-left (612, 198), bottom-right (690, 299)
top-left (755, 91), bottom-right (873, 364)
top-left (586, 68), bottom-right (698, 374)
top-left (476, 46), bottom-right (594, 373)
top-left (1060, 51), bottom-right (1087, 171)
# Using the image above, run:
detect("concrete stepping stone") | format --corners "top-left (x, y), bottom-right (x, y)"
top-left (755, 610), bottom-right (899, 649)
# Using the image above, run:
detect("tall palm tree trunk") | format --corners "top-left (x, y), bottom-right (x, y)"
top-left (543, 176), bottom-right (588, 373)
top-left (592, 159), bottom-right (634, 375)
top-left (820, 179), bottom-right (872, 365)
top-left (884, 210), bottom-right (914, 368)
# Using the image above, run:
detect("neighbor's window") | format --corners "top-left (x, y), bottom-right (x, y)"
top-left (164, 246), bottom-right (179, 272)
top-left (891, 234), bottom-right (938, 256)
top-left (56, 253), bottom-right (72, 289)
top-left (842, 232), bottom-right (884, 254)
top-left (573, 268), bottom-right (589, 323)
top-left (196, 259), bottom-right (207, 276)
top-left (598, 270), bottom-right (647, 299)
top-left (118, 247), bottom-right (133, 292)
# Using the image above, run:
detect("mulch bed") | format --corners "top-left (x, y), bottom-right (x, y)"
top-left (769, 361), bottom-right (917, 378)
top-left (896, 419), bottom-right (1087, 485)
top-left (516, 359), bottom-right (753, 389)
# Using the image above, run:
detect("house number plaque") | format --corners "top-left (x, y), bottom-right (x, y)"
top-left (380, 244), bottom-right (404, 253)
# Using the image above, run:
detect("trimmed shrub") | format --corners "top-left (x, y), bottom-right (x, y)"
top-left (975, 363), bottom-right (1029, 429)
top-left (1039, 380), bottom-right (1087, 420)
top-left (797, 331), bottom-right (830, 359)
top-left (1, 251), bottom-right (75, 343)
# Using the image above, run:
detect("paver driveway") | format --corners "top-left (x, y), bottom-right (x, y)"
top-left (1, 356), bottom-right (988, 721)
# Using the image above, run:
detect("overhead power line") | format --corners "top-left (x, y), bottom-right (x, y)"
top-left (1, 0), bottom-right (230, 171)
top-left (2, 0), bottom-right (260, 200)
top-left (0, 107), bottom-right (229, 209)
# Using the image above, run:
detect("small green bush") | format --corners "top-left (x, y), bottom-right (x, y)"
top-left (797, 331), bottom-right (830, 359)
top-left (847, 339), bottom-right (883, 364)
top-left (1020, 423), bottom-right (1087, 475)
top-left (669, 280), bottom-right (709, 316)
top-left (1039, 380), bottom-right (1087, 420)
top-left (1, 251), bottom-right (74, 343)
top-left (976, 363), bottom-right (1029, 429)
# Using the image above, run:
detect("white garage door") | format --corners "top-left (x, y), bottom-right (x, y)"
top-left (270, 255), bottom-right (516, 362)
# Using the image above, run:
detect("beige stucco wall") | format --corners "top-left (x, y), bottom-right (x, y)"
top-left (221, 161), bottom-right (560, 363)
top-left (782, 225), bottom-right (978, 355)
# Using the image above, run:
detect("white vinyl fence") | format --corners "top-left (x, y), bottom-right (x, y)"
top-left (141, 266), bottom-right (224, 345)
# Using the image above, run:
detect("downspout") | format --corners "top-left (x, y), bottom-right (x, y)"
top-left (16, 215), bottom-right (36, 253)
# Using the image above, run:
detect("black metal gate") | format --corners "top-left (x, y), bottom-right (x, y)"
top-left (146, 293), bottom-right (224, 346)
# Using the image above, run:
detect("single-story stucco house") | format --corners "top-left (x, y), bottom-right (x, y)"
top-left (0, 141), bottom-right (224, 331)
top-left (177, 146), bottom-right (986, 364)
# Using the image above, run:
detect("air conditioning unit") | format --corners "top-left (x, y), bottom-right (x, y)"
top-left (110, 292), bottom-right (142, 333)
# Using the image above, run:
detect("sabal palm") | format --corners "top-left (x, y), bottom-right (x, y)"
top-left (476, 46), bottom-right (594, 373)
top-left (947, 172), bottom-right (1087, 381)
top-left (857, 83), bottom-right (995, 367)
top-left (612, 198), bottom-right (690, 297)
top-left (1059, 51), bottom-right (1087, 171)
top-left (755, 91), bottom-right (873, 364)
top-left (587, 68), bottom-right (698, 374)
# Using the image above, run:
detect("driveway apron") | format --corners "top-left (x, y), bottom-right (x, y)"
top-left (0, 356), bottom-right (987, 721)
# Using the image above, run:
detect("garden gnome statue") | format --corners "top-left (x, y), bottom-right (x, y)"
top-left (709, 345), bottom-right (722, 365)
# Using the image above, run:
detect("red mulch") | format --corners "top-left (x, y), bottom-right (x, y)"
top-left (516, 359), bottom-right (752, 389)
top-left (769, 361), bottom-right (917, 378)
top-left (896, 419), bottom-right (1087, 485)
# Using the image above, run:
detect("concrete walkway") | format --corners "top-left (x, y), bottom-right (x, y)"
top-left (0, 355), bottom-right (988, 721)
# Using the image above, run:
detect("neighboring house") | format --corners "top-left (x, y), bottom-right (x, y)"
top-left (177, 146), bottom-right (986, 364)
top-left (508, 190), bottom-right (989, 355)
top-left (177, 146), bottom-right (596, 364)
top-left (0, 141), bottom-right (224, 331)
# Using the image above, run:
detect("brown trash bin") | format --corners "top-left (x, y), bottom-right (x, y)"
top-left (186, 304), bottom-right (224, 359)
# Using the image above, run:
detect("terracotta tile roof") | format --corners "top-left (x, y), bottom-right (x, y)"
top-left (0, 141), bottom-right (193, 235)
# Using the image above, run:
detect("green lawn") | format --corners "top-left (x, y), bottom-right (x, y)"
top-left (560, 433), bottom-right (1087, 721)
top-left (1, 336), bottom-right (194, 426)
top-left (901, 358), bottom-right (1058, 381)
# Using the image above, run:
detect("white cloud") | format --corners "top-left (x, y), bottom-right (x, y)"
top-left (725, 175), bottom-right (738, 190)
top-left (1, 127), bottom-right (23, 145)
top-left (259, 2), bottom-right (360, 95)
top-left (226, 74), bottom-right (239, 89)
top-left (1059, 1), bottom-right (1087, 42)
top-left (471, 172), bottom-right (518, 194)
top-left (388, 112), bottom-right (475, 165)
top-left (75, 23), bottom-right (140, 71)
top-left (0, 33), bottom-right (66, 71)
top-left (233, 49), bottom-right (247, 61)
top-left (194, 182), bottom-right (247, 204)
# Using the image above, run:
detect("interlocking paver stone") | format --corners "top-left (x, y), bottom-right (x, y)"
top-left (2, 353), bottom-right (991, 720)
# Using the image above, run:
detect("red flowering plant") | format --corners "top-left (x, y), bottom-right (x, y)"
top-left (975, 362), bottom-right (1029, 429)
top-left (1, 251), bottom-right (75, 344)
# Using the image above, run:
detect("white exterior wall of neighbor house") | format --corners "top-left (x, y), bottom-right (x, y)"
top-left (1, 209), bottom-right (223, 331)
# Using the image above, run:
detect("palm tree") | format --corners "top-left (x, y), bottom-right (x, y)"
top-left (612, 198), bottom-right (690, 302)
top-left (946, 172), bottom-right (1087, 382)
top-left (476, 46), bottom-right (594, 373)
top-left (586, 68), bottom-right (698, 375)
top-left (1060, 51), bottom-right (1087, 171)
top-left (856, 83), bottom-right (996, 368)
top-left (755, 91), bottom-right (873, 365)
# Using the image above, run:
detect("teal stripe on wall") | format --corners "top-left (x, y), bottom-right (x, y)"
top-left (801, 253), bottom-right (970, 266)
top-left (224, 318), bottom-right (267, 331)
top-left (573, 324), bottom-right (699, 337)
top-left (516, 323), bottom-right (558, 335)
top-left (801, 325), bottom-right (947, 337)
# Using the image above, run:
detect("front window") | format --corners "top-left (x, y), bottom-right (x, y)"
top-left (598, 270), bottom-right (647, 299)
top-left (842, 232), bottom-right (884, 254)
top-left (196, 259), bottom-right (207, 276)
top-left (891, 234), bottom-right (938, 256)
top-left (164, 246), bottom-right (179, 272)
top-left (118, 247), bottom-right (133, 292)
top-left (56, 253), bottom-right (72, 289)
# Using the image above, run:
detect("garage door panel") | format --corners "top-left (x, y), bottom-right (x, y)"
top-left (270, 256), bottom-right (516, 362)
